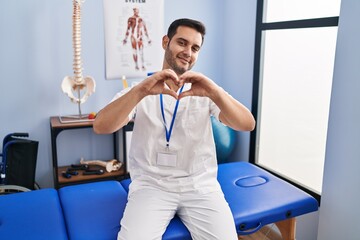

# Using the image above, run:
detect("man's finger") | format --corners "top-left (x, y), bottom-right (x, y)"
top-left (178, 90), bottom-right (193, 99)
top-left (162, 88), bottom-right (179, 99)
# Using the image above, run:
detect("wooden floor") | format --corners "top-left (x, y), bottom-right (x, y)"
top-left (238, 224), bottom-right (283, 240)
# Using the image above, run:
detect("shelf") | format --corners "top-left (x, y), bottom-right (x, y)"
top-left (50, 116), bottom-right (94, 129)
top-left (50, 116), bottom-right (125, 189)
top-left (57, 165), bottom-right (125, 184)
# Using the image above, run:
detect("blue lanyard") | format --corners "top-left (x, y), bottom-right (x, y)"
top-left (160, 85), bottom-right (185, 147)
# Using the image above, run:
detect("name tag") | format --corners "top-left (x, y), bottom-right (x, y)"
top-left (157, 152), bottom-right (177, 167)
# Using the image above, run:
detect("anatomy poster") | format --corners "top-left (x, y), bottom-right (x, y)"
top-left (103, 0), bottom-right (164, 79)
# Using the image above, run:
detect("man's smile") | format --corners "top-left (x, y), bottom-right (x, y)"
top-left (177, 56), bottom-right (190, 65)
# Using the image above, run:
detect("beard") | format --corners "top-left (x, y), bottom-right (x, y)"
top-left (164, 47), bottom-right (194, 75)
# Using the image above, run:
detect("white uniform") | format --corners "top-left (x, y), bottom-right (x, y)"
top-left (116, 83), bottom-right (238, 240)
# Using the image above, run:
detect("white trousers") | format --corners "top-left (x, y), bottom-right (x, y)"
top-left (117, 187), bottom-right (238, 240)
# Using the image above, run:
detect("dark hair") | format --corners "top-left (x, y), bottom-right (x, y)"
top-left (167, 18), bottom-right (206, 45)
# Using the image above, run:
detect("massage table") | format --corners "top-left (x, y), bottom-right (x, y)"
top-left (118, 162), bottom-right (318, 239)
top-left (0, 162), bottom-right (318, 240)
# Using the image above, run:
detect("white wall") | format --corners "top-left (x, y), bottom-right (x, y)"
top-left (222, 0), bottom-right (257, 162)
top-left (0, 0), bottom-right (247, 188)
top-left (0, 0), bottom-right (121, 187)
top-left (317, 0), bottom-right (360, 238)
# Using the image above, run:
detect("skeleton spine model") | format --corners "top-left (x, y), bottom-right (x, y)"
top-left (61, 0), bottom-right (95, 109)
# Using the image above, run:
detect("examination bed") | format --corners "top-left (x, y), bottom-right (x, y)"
top-left (0, 161), bottom-right (318, 240)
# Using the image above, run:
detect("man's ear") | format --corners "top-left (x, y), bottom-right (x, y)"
top-left (162, 35), bottom-right (169, 49)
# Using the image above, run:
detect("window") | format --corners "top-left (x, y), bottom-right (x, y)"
top-left (264, 0), bottom-right (340, 23)
top-left (250, 0), bottom-right (341, 201)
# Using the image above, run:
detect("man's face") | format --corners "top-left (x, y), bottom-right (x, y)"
top-left (162, 26), bottom-right (203, 75)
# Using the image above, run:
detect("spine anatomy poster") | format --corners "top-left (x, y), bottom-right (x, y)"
top-left (103, 0), bottom-right (164, 79)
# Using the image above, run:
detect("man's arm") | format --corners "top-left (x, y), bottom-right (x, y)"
top-left (212, 90), bottom-right (255, 131)
top-left (178, 71), bottom-right (255, 131)
top-left (93, 69), bottom-right (180, 134)
top-left (93, 87), bottom-right (143, 134)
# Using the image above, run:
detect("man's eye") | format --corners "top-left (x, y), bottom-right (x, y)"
top-left (192, 47), bottom-right (200, 52)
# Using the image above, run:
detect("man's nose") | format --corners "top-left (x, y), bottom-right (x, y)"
top-left (182, 46), bottom-right (192, 57)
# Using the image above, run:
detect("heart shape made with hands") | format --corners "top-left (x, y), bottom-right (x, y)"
top-left (155, 70), bottom-right (209, 99)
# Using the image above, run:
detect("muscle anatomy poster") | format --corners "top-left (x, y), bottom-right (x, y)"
top-left (104, 0), bottom-right (164, 79)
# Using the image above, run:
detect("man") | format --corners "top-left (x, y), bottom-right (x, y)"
top-left (123, 7), bottom-right (151, 71)
top-left (94, 18), bottom-right (255, 240)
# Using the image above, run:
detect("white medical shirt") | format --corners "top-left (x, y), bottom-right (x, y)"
top-left (112, 83), bottom-right (222, 195)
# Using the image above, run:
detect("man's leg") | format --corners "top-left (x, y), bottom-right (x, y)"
top-left (117, 188), bottom-right (178, 240)
top-left (177, 191), bottom-right (238, 240)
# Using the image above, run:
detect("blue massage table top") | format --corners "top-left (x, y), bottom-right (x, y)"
top-left (0, 162), bottom-right (318, 240)
top-left (58, 181), bottom-right (129, 240)
top-left (121, 162), bottom-right (318, 236)
top-left (217, 162), bottom-right (318, 234)
top-left (0, 189), bottom-right (68, 240)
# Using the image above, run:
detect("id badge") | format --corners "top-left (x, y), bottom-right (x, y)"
top-left (157, 150), bottom-right (177, 167)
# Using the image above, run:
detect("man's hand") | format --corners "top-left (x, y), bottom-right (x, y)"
top-left (137, 69), bottom-right (181, 99)
top-left (177, 71), bottom-right (255, 131)
top-left (178, 71), bottom-right (218, 100)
